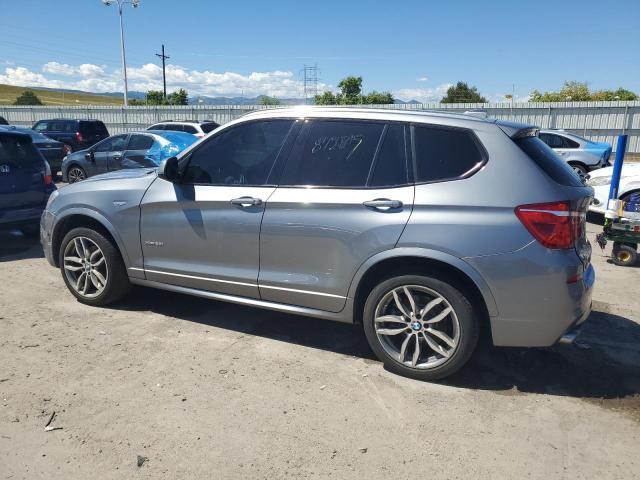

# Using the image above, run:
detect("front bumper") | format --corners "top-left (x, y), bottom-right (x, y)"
top-left (40, 210), bottom-right (57, 266)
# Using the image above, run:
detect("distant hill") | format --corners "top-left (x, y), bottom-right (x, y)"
top-left (0, 84), bottom-right (418, 106)
top-left (0, 84), bottom-right (123, 105)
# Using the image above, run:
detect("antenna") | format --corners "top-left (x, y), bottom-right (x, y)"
top-left (155, 44), bottom-right (170, 100)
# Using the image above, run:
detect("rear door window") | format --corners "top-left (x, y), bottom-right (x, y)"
top-left (162, 124), bottom-right (182, 133)
top-left (413, 125), bottom-right (485, 183)
top-left (128, 134), bottom-right (154, 151)
top-left (0, 135), bottom-right (42, 168)
top-left (516, 136), bottom-right (583, 187)
top-left (280, 120), bottom-right (385, 187)
top-left (368, 124), bottom-right (409, 187)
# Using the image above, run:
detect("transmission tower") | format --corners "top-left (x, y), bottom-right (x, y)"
top-left (301, 64), bottom-right (319, 104)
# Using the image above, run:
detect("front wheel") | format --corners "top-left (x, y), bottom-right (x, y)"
top-left (67, 166), bottom-right (86, 183)
top-left (363, 275), bottom-right (479, 381)
top-left (59, 227), bottom-right (131, 306)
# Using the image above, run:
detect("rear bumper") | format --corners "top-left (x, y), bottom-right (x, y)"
top-left (466, 243), bottom-right (595, 347)
top-left (0, 205), bottom-right (45, 229)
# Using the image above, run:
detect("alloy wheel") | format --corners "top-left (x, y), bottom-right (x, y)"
top-left (63, 236), bottom-right (108, 298)
top-left (374, 285), bottom-right (460, 369)
top-left (68, 167), bottom-right (85, 183)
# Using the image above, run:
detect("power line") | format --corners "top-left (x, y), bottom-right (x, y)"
top-left (155, 44), bottom-right (170, 99)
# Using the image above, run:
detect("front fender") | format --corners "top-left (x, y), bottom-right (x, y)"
top-left (346, 247), bottom-right (498, 317)
top-left (52, 206), bottom-right (132, 268)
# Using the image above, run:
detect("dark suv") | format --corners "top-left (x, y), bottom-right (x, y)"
top-left (0, 130), bottom-right (56, 234)
top-left (32, 119), bottom-right (109, 152)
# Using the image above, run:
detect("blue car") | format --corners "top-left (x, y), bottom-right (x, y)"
top-left (0, 130), bottom-right (56, 234)
top-left (61, 130), bottom-right (197, 183)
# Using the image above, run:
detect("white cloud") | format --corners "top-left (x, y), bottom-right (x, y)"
top-left (393, 83), bottom-right (452, 103)
top-left (43, 62), bottom-right (75, 76)
top-left (416, 76), bottom-right (429, 82)
top-left (3, 61), bottom-right (331, 98)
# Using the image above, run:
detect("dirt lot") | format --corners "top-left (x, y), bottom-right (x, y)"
top-left (1, 217), bottom-right (639, 479)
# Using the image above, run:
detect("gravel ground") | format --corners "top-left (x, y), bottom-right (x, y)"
top-left (0, 217), bottom-right (638, 479)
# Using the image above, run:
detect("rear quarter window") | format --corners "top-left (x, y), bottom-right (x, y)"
top-left (516, 136), bottom-right (583, 187)
top-left (200, 122), bottom-right (219, 134)
top-left (413, 125), bottom-right (485, 183)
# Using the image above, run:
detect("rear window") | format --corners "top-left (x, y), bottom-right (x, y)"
top-left (0, 135), bottom-right (42, 168)
top-left (516, 136), bottom-right (583, 187)
top-left (81, 121), bottom-right (108, 135)
top-left (200, 122), bottom-right (218, 134)
top-left (182, 124), bottom-right (198, 134)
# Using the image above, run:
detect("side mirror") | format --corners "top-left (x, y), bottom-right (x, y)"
top-left (84, 151), bottom-right (94, 162)
top-left (158, 156), bottom-right (181, 182)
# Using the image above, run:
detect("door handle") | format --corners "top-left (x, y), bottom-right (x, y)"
top-left (113, 155), bottom-right (121, 160)
top-left (230, 196), bottom-right (263, 207)
top-left (363, 199), bottom-right (403, 210)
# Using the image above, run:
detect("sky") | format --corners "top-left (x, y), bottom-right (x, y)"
top-left (0, 0), bottom-right (639, 102)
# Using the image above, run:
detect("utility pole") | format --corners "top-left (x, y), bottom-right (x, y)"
top-left (155, 44), bottom-right (170, 100)
top-left (102, 0), bottom-right (140, 107)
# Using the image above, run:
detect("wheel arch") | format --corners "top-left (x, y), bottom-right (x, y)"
top-left (51, 209), bottom-right (130, 268)
top-left (348, 248), bottom-right (497, 330)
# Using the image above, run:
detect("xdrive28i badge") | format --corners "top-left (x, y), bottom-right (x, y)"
top-left (0, 164), bottom-right (10, 173)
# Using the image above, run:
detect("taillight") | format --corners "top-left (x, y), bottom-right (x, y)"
top-left (62, 144), bottom-right (71, 155)
top-left (76, 132), bottom-right (84, 143)
top-left (515, 201), bottom-right (581, 249)
top-left (43, 161), bottom-right (53, 185)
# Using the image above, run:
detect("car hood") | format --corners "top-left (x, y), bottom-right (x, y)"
top-left (589, 163), bottom-right (640, 178)
top-left (84, 167), bottom-right (158, 183)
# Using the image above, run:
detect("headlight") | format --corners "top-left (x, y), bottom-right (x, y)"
top-left (587, 176), bottom-right (612, 187)
top-left (46, 189), bottom-right (59, 209)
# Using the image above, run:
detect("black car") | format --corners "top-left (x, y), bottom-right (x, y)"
top-left (0, 130), bottom-right (56, 235)
top-left (0, 126), bottom-right (69, 177)
top-left (32, 119), bottom-right (109, 152)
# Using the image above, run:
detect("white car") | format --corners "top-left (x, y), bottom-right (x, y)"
top-left (587, 162), bottom-right (640, 213)
top-left (539, 130), bottom-right (612, 176)
top-left (147, 120), bottom-right (220, 139)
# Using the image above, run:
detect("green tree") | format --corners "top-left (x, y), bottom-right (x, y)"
top-left (314, 91), bottom-right (338, 105)
top-left (363, 91), bottom-right (395, 104)
top-left (314, 76), bottom-right (394, 105)
top-left (258, 95), bottom-right (281, 105)
top-left (441, 82), bottom-right (487, 103)
top-left (529, 82), bottom-right (637, 102)
top-left (13, 90), bottom-right (43, 105)
top-left (168, 88), bottom-right (189, 106)
top-left (337, 76), bottom-right (363, 104)
top-left (145, 90), bottom-right (166, 105)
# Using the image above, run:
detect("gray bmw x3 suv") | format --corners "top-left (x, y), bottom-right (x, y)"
top-left (41, 107), bottom-right (595, 380)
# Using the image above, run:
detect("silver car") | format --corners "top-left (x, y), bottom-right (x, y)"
top-left (539, 129), bottom-right (612, 176)
top-left (40, 107), bottom-right (595, 380)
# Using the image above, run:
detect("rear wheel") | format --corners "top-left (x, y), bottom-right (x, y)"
top-left (363, 275), bottom-right (479, 381)
top-left (59, 227), bottom-right (131, 305)
top-left (67, 165), bottom-right (86, 183)
top-left (612, 242), bottom-right (638, 267)
top-left (569, 163), bottom-right (588, 178)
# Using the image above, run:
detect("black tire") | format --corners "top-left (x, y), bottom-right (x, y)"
top-left (58, 227), bottom-right (131, 306)
top-left (612, 242), bottom-right (638, 267)
top-left (569, 163), bottom-right (588, 177)
top-left (363, 274), bottom-right (479, 381)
